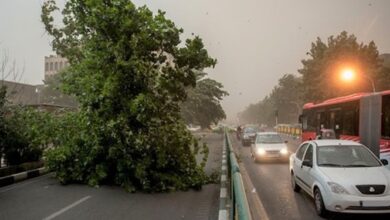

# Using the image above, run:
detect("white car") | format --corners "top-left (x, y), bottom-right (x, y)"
top-left (250, 132), bottom-right (289, 162)
top-left (290, 140), bottom-right (390, 217)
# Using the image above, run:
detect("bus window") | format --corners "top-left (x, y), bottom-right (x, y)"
top-left (302, 109), bottom-right (316, 132)
top-left (330, 111), bottom-right (335, 128)
top-left (302, 115), bottom-right (308, 130)
top-left (342, 108), bottom-right (358, 136)
top-left (316, 111), bottom-right (327, 133)
top-left (382, 95), bottom-right (390, 139)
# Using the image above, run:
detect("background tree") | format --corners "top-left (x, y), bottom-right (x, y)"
top-left (40, 73), bottom-right (78, 107)
top-left (239, 32), bottom-right (390, 127)
top-left (269, 74), bottom-right (302, 124)
top-left (377, 54), bottom-right (390, 91)
top-left (42, 0), bottom-right (217, 191)
top-left (238, 74), bottom-right (302, 125)
top-left (299, 31), bottom-right (385, 102)
top-left (181, 72), bottom-right (228, 129)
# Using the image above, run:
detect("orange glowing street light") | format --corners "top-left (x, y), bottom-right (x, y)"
top-left (341, 69), bottom-right (355, 81)
top-left (340, 68), bottom-right (376, 92)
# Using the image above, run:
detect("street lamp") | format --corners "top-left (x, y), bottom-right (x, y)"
top-left (340, 68), bottom-right (376, 93)
top-left (35, 87), bottom-right (40, 104)
top-left (341, 69), bottom-right (354, 81)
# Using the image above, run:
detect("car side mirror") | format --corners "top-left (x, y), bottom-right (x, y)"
top-left (302, 160), bottom-right (312, 168)
top-left (284, 140), bottom-right (288, 144)
top-left (381, 159), bottom-right (389, 166)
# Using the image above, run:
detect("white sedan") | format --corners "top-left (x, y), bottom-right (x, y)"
top-left (290, 139), bottom-right (390, 217)
top-left (250, 132), bottom-right (289, 162)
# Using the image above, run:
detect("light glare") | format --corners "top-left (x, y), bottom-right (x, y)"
top-left (341, 69), bottom-right (355, 81)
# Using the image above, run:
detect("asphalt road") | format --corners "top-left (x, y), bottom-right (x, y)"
top-left (0, 132), bottom-right (222, 220)
top-left (232, 134), bottom-right (390, 220)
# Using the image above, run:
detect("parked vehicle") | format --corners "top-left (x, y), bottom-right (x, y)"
top-left (290, 139), bottom-right (390, 217)
top-left (241, 126), bottom-right (258, 146)
top-left (251, 132), bottom-right (289, 162)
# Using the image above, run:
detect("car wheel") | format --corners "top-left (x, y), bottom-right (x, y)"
top-left (314, 188), bottom-right (328, 217)
top-left (291, 173), bottom-right (301, 192)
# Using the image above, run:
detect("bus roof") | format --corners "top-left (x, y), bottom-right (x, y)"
top-left (303, 90), bottom-right (390, 109)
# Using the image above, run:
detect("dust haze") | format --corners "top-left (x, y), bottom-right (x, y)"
top-left (1, 0), bottom-right (390, 122)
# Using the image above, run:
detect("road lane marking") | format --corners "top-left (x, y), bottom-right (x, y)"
top-left (0, 174), bottom-right (50, 194)
top-left (221, 165), bottom-right (227, 171)
top-left (42, 196), bottom-right (91, 220)
top-left (218, 210), bottom-right (227, 220)
top-left (220, 188), bottom-right (227, 198)
top-left (221, 174), bottom-right (227, 182)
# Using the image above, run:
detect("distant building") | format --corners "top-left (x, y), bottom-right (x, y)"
top-left (0, 80), bottom-right (40, 105)
top-left (44, 55), bottom-right (69, 81)
top-left (0, 80), bottom-right (77, 110)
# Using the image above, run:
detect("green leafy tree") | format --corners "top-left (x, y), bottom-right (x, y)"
top-left (181, 72), bottom-right (228, 129)
top-left (41, 0), bottom-right (216, 191)
top-left (299, 31), bottom-right (384, 102)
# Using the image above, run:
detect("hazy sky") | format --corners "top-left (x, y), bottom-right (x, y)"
top-left (1, 0), bottom-right (390, 121)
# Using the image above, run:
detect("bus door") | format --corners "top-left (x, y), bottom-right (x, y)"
top-left (329, 108), bottom-right (341, 138)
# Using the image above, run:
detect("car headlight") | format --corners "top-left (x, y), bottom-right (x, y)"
top-left (327, 182), bottom-right (349, 194)
top-left (256, 148), bottom-right (266, 155)
top-left (280, 148), bottom-right (288, 155)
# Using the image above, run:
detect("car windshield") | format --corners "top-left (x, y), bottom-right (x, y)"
top-left (317, 145), bottom-right (381, 167)
top-left (256, 134), bottom-right (283, 144)
top-left (244, 127), bottom-right (257, 133)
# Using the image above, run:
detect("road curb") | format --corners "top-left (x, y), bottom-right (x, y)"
top-left (218, 136), bottom-right (229, 220)
top-left (0, 167), bottom-right (48, 187)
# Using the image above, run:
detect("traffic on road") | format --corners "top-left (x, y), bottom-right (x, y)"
top-left (235, 115), bottom-right (390, 220)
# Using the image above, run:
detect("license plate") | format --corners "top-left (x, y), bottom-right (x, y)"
top-left (266, 154), bottom-right (279, 158)
top-left (362, 200), bottom-right (390, 207)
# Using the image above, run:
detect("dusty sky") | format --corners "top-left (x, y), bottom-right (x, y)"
top-left (1, 0), bottom-right (390, 121)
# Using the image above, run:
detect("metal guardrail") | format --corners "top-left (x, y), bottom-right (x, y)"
top-left (224, 129), bottom-right (252, 220)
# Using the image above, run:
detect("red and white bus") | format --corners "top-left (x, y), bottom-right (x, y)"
top-left (300, 90), bottom-right (390, 161)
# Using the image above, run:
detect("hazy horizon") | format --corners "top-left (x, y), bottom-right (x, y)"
top-left (1, 0), bottom-right (390, 122)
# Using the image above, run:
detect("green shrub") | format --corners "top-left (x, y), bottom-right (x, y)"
top-left (1, 105), bottom-right (56, 166)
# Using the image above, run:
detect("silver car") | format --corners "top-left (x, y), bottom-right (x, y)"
top-left (250, 132), bottom-right (289, 162)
